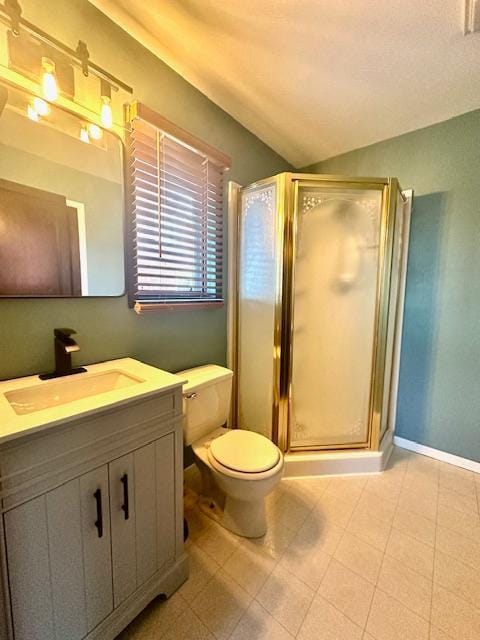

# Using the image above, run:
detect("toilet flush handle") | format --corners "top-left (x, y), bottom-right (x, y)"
top-left (184, 392), bottom-right (197, 400)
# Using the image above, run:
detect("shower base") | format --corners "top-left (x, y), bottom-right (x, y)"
top-left (283, 429), bottom-right (394, 477)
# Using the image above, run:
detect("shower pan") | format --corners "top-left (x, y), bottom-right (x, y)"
top-left (228, 173), bottom-right (411, 475)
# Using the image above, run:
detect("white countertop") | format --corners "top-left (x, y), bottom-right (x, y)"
top-left (0, 358), bottom-right (186, 446)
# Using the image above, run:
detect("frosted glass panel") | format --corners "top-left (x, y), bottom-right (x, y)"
top-left (237, 182), bottom-right (279, 437)
top-left (291, 187), bottom-right (383, 448)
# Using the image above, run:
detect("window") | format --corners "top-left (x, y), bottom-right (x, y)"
top-left (126, 102), bottom-right (231, 312)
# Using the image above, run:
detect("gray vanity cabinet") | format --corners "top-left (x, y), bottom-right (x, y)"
top-left (0, 386), bottom-right (187, 640)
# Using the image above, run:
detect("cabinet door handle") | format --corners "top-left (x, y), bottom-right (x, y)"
top-left (120, 474), bottom-right (130, 520)
top-left (93, 488), bottom-right (103, 538)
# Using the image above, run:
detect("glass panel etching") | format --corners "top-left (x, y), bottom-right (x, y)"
top-left (290, 187), bottom-right (383, 448)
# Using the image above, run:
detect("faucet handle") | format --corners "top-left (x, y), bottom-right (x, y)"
top-left (54, 328), bottom-right (77, 340)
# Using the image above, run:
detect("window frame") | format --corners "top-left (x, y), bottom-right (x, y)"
top-left (125, 101), bottom-right (231, 313)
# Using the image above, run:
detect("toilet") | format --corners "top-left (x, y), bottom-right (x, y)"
top-left (178, 364), bottom-right (284, 538)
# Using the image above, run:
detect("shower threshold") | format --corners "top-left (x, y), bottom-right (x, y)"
top-left (283, 429), bottom-right (394, 477)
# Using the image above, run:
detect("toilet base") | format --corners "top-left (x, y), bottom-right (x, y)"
top-left (197, 493), bottom-right (267, 538)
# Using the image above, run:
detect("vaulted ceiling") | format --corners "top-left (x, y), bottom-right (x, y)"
top-left (91, 1), bottom-right (480, 167)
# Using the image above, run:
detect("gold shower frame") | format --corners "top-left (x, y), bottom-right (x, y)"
top-left (232, 173), bottom-right (405, 454)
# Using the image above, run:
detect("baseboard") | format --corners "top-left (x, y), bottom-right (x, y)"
top-left (394, 436), bottom-right (480, 474)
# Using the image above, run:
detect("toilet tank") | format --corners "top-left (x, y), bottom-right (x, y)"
top-left (176, 365), bottom-right (233, 446)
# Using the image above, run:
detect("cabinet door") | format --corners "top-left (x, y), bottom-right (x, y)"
top-left (4, 466), bottom-right (113, 640)
top-left (79, 465), bottom-right (114, 631)
top-left (46, 479), bottom-right (88, 639)
top-left (109, 434), bottom-right (177, 601)
top-left (109, 453), bottom-right (137, 606)
top-left (133, 442), bottom-right (158, 586)
top-left (4, 495), bottom-right (55, 640)
top-left (155, 433), bottom-right (176, 570)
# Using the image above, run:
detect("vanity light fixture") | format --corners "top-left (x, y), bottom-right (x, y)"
top-left (79, 125), bottom-right (90, 143)
top-left (87, 122), bottom-right (103, 140)
top-left (100, 79), bottom-right (113, 128)
top-left (0, 1), bottom-right (133, 129)
top-left (41, 57), bottom-right (58, 101)
top-left (26, 103), bottom-right (39, 121)
top-left (32, 96), bottom-right (49, 116)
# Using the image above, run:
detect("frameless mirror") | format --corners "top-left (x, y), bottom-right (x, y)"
top-left (0, 81), bottom-right (125, 297)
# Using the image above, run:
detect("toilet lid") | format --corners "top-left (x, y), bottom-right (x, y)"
top-left (209, 429), bottom-right (280, 473)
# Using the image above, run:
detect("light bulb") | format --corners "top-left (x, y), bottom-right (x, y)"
top-left (87, 123), bottom-right (103, 140)
top-left (41, 57), bottom-right (58, 101)
top-left (100, 96), bottom-right (113, 128)
top-left (27, 105), bottom-right (40, 122)
top-left (79, 126), bottom-right (90, 144)
top-left (33, 97), bottom-right (50, 116)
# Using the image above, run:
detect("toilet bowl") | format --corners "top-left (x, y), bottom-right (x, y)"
top-left (177, 365), bottom-right (284, 538)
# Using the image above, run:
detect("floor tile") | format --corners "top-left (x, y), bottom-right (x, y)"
top-left (280, 530), bottom-right (331, 590)
top-left (431, 584), bottom-right (480, 640)
top-left (294, 508), bottom-right (344, 555)
top-left (319, 558), bottom-right (375, 627)
top-left (355, 490), bottom-right (397, 524)
top-left (195, 521), bottom-right (241, 566)
top-left (184, 504), bottom-right (213, 542)
top-left (315, 491), bottom-right (357, 528)
top-left (397, 485), bottom-right (438, 522)
top-left (429, 626), bottom-right (452, 640)
top-left (439, 467), bottom-right (477, 498)
top-left (256, 563), bottom-right (314, 636)
top-left (298, 593), bottom-right (363, 640)
top-left (377, 554), bottom-right (432, 619)
top-left (435, 523), bottom-right (480, 571)
top-left (248, 517), bottom-right (297, 560)
top-left (366, 589), bottom-right (429, 640)
top-left (347, 507), bottom-right (391, 551)
top-left (223, 539), bottom-right (277, 596)
top-left (385, 528), bottom-right (434, 579)
top-left (433, 549), bottom-right (480, 608)
top-left (161, 608), bottom-right (214, 640)
top-left (392, 507), bottom-right (436, 546)
top-left (438, 486), bottom-right (478, 515)
top-left (266, 491), bottom-right (312, 533)
top-left (191, 570), bottom-right (251, 640)
top-left (230, 600), bottom-right (294, 640)
top-left (436, 503), bottom-right (480, 542)
top-left (179, 543), bottom-right (219, 603)
top-left (334, 531), bottom-right (383, 584)
top-left (322, 475), bottom-right (367, 506)
top-left (117, 592), bottom-right (188, 639)
top-left (365, 473), bottom-right (403, 503)
top-left (280, 476), bottom-right (330, 506)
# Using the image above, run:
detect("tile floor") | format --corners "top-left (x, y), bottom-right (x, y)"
top-left (118, 447), bottom-right (480, 640)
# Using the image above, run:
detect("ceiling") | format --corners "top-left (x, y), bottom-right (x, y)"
top-left (91, 1), bottom-right (480, 167)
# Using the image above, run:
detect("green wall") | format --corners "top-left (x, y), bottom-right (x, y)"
top-left (0, 0), bottom-right (290, 381)
top-left (303, 109), bottom-right (480, 462)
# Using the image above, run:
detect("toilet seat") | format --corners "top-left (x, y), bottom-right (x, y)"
top-left (207, 429), bottom-right (283, 480)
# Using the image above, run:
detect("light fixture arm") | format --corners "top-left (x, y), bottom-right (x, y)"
top-left (0, 0), bottom-right (133, 94)
top-left (4, 0), bottom-right (21, 36)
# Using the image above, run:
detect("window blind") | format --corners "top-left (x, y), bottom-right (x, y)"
top-left (127, 105), bottom-right (230, 311)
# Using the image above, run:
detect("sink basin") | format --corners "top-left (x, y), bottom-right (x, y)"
top-left (5, 370), bottom-right (144, 416)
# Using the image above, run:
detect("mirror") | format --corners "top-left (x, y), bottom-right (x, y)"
top-left (0, 82), bottom-right (125, 297)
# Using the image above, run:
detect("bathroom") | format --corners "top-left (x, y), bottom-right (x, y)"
top-left (0, 1), bottom-right (479, 639)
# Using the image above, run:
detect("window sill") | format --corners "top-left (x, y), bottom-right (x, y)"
top-left (134, 301), bottom-right (224, 314)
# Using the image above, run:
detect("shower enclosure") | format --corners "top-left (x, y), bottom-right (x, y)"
top-left (228, 173), bottom-right (410, 464)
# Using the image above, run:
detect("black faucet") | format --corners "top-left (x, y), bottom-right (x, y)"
top-left (39, 328), bottom-right (87, 380)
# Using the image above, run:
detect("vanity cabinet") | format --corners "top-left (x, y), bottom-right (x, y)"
top-left (0, 374), bottom-right (187, 640)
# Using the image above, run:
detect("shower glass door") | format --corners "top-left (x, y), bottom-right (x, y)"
top-left (289, 184), bottom-right (384, 449)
